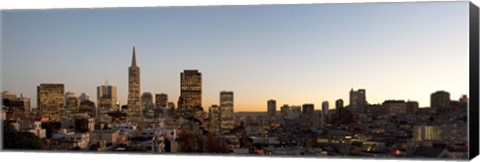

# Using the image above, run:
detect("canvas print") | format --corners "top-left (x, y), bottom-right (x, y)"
top-left (1, 1), bottom-right (477, 160)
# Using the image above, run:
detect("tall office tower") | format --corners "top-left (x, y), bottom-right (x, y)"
top-left (459, 95), bottom-right (468, 108)
top-left (291, 105), bottom-right (302, 114)
top-left (142, 92), bottom-right (155, 119)
top-left (459, 95), bottom-right (468, 105)
top-left (141, 92), bottom-right (154, 106)
top-left (431, 90), bottom-right (451, 113)
top-left (302, 103), bottom-right (315, 120)
top-left (280, 104), bottom-right (290, 117)
top-left (382, 100), bottom-right (407, 115)
top-left (168, 102), bottom-right (175, 109)
top-left (37, 84), bottom-right (65, 121)
top-left (65, 92), bottom-right (80, 117)
top-left (267, 99), bottom-right (276, 117)
top-left (302, 104), bottom-right (315, 114)
top-left (2, 91), bottom-right (17, 100)
top-left (167, 102), bottom-right (176, 116)
top-left (79, 93), bottom-right (90, 102)
top-left (79, 100), bottom-right (96, 118)
top-left (18, 93), bottom-right (31, 114)
top-left (349, 89), bottom-right (367, 114)
top-left (335, 99), bottom-right (344, 118)
top-left (208, 105), bottom-right (221, 134)
top-left (335, 99), bottom-right (344, 109)
top-left (459, 95), bottom-right (468, 103)
top-left (65, 92), bottom-right (76, 100)
top-left (180, 70), bottom-right (202, 110)
top-left (155, 93), bottom-right (168, 108)
top-left (311, 110), bottom-right (322, 128)
top-left (322, 101), bottom-right (329, 117)
top-left (220, 91), bottom-right (234, 132)
top-left (2, 92), bottom-right (27, 120)
top-left (406, 101), bottom-right (419, 115)
top-left (97, 82), bottom-right (118, 110)
top-left (177, 96), bottom-right (184, 111)
top-left (127, 46), bottom-right (142, 122)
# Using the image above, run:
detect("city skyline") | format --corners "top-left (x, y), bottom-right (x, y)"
top-left (2, 2), bottom-right (469, 112)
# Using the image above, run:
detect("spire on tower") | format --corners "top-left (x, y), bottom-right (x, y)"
top-left (131, 46), bottom-right (137, 67)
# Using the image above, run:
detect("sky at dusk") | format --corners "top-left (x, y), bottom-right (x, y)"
top-left (1, 2), bottom-right (470, 112)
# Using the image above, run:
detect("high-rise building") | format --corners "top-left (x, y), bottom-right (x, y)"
top-left (167, 102), bottom-right (175, 115)
top-left (142, 92), bottom-right (155, 119)
top-left (406, 101), bottom-right (419, 115)
top-left (18, 94), bottom-right (30, 114)
top-left (2, 91), bottom-right (17, 100)
top-left (280, 104), bottom-right (290, 117)
top-left (208, 105), bottom-right (221, 134)
top-left (65, 92), bottom-right (76, 100)
top-left (97, 82), bottom-right (118, 110)
top-left (349, 89), bottom-right (367, 114)
top-left (65, 92), bottom-right (80, 117)
top-left (312, 110), bottom-right (322, 128)
top-left (127, 46), bottom-right (142, 121)
top-left (180, 70), bottom-right (202, 110)
top-left (302, 104), bottom-right (315, 120)
top-left (291, 105), bottom-right (302, 114)
top-left (177, 96), bottom-right (183, 111)
top-left (2, 92), bottom-right (30, 119)
top-left (431, 91), bottom-right (451, 113)
top-left (142, 92), bottom-right (153, 106)
top-left (79, 93), bottom-right (90, 102)
top-left (382, 100), bottom-right (407, 115)
top-left (37, 84), bottom-right (65, 121)
top-left (322, 101), bottom-right (329, 117)
top-left (2, 92), bottom-right (26, 120)
top-left (336, 99), bottom-right (344, 109)
top-left (459, 95), bottom-right (468, 106)
top-left (155, 93), bottom-right (168, 108)
top-left (97, 83), bottom-right (118, 118)
top-left (267, 99), bottom-right (276, 117)
top-left (79, 100), bottom-right (96, 117)
top-left (168, 102), bottom-right (175, 109)
top-left (335, 99), bottom-right (344, 119)
top-left (302, 104), bottom-right (314, 114)
top-left (220, 91), bottom-right (234, 132)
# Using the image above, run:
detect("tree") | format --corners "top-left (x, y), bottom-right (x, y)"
top-left (3, 122), bottom-right (46, 150)
top-left (177, 130), bottom-right (205, 152)
top-left (205, 134), bottom-right (229, 153)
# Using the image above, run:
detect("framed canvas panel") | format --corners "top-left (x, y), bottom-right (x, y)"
top-left (1, 0), bottom-right (479, 161)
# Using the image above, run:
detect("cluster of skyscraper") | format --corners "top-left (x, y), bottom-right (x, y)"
top-left (265, 88), bottom-right (467, 120)
top-left (208, 91), bottom-right (235, 134)
top-left (18, 47), bottom-right (234, 129)
top-left (1, 46), bottom-right (469, 158)
top-left (2, 47), bottom-right (466, 135)
top-left (266, 89), bottom-right (366, 120)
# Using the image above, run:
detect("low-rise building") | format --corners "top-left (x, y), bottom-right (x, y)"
top-left (413, 125), bottom-right (467, 143)
top-left (90, 130), bottom-right (120, 146)
top-left (28, 121), bottom-right (46, 139)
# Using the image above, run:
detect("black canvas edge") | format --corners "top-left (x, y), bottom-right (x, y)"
top-left (469, 1), bottom-right (479, 160)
